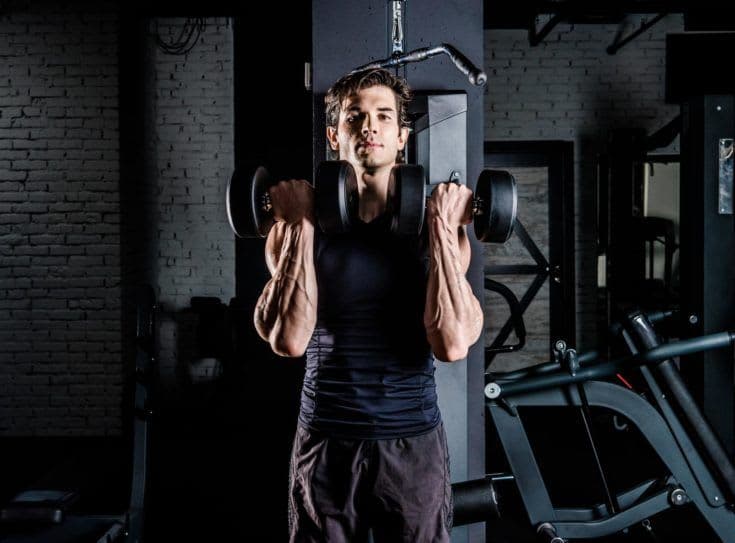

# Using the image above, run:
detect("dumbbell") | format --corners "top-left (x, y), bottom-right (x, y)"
top-left (387, 164), bottom-right (517, 243)
top-left (226, 161), bottom-right (516, 242)
top-left (226, 161), bottom-right (359, 238)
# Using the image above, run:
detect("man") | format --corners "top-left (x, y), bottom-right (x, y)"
top-left (254, 68), bottom-right (484, 542)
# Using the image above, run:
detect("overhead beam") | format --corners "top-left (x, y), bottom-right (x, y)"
top-left (485, 0), bottom-right (687, 30)
top-left (607, 13), bottom-right (668, 54)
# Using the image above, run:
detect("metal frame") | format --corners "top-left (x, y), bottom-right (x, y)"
top-left (485, 219), bottom-right (548, 367)
top-left (596, 135), bottom-right (681, 359)
top-left (679, 95), bottom-right (735, 456)
top-left (606, 13), bottom-right (668, 55)
top-left (484, 141), bottom-right (576, 366)
top-left (485, 313), bottom-right (735, 540)
top-left (487, 380), bottom-right (735, 540)
top-left (529, 13), bottom-right (566, 47)
top-left (483, 2), bottom-right (689, 31)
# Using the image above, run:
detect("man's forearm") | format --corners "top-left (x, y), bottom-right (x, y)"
top-left (424, 216), bottom-right (484, 361)
top-left (254, 219), bottom-right (317, 357)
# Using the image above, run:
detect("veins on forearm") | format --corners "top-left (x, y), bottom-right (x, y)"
top-left (426, 215), bottom-right (474, 331)
top-left (275, 223), bottom-right (316, 308)
top-left (256, 221), bottom-right (315, 330)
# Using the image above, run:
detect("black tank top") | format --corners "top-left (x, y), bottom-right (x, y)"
top-left (298, 213), bottom-right (441, 439)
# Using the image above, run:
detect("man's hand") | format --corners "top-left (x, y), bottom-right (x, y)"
top-left (269, 179), bottom-right (315, 226)
top-left (427, 182), bottom-right (473, 228)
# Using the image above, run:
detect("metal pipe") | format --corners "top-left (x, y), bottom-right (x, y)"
top-left (529, 13), bottom-right (565, 47)
top-left (639, 331), bottom-right (735, 363)
top-left (452, 474), bottom-right (511, 526)
top-left (627, 313), bottom-right (735, 501)
top-left (606, 13), bottom-right (668, 55)
top-left (488, 330), bottom-right (735, 399)
top-left (351, 43), bottom-right (487, 86)
top-left (487, 350), bottom-right (599, 381)
top-left (492, 358), bottom-right (632, 397)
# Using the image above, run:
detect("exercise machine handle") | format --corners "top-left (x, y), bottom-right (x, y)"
top-left (486, 329), bottom-right (735, 400)
top-left (640, 331), bottom-right (735, 363)
top-left (351, 43), bottom-right (487, 86)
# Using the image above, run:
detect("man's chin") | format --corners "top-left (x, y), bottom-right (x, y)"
top-left (358, 155), bottom-right (392, 170)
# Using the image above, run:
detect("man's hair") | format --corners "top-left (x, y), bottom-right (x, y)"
top-left (324, 68), bottom-right (413, 161)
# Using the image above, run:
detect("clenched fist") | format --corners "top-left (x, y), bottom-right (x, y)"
top-left (427, 182), bottom-right (473, 229)
top-left (269, 179), bottom-right (315, 226)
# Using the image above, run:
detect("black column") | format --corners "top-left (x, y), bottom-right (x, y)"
top-left (232, 5), bottom-right (312, 540)
top-left (679, 95), bottom-right (735, 455)
top-left (312, 2), bottom-right (484, 541)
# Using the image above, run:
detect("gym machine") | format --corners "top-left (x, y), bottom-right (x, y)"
top-left (601, 32), bottom-right (735, 458)
top-left (452, 308), bottom-right (735, 541)
top-left (670, 32), bottom-right (735, 457)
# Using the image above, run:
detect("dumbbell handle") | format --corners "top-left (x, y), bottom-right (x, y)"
top-left (260, 191), bottom-right (272, 213)
top-left (263, 177), bottom-right (479, 221)
top-left (424, 193), bottom-right (486, 217)
top-left (262, 174), bottom-right (483, 216)
top-left (259, 181), bottom-right (316, 214)
top-left (425, 179), bottom-right (486, 217)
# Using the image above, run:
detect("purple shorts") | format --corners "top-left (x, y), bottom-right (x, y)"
top-left (288, 422), bottom-right (453, 542)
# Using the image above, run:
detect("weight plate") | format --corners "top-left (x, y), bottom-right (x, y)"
top-left (474, 169), bottom-right (517, 243)
top-left (389, 164), bottom-right (426, 237)
top-left (315, 160), bottom-right (358, 234)
top-left (251, 166), bottom-right (274, 237)
top-left (226, 166), bottom-right (272, 238)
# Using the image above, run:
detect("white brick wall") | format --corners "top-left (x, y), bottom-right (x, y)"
top-left (0, 11), bottom-right (236, 433)
top-left (149, 18), bottom-right (235, 391)
top-left (484, 15), bottom-right (684, 348)
top-left (0, 6), bottom-right (121, 436)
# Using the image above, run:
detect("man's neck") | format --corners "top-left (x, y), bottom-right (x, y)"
top-left (355, 163), bottom-right (394, 223)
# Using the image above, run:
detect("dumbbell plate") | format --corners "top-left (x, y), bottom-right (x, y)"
top-left (388, 164), bottom-right (426, 237)
top-left (226, 166), bottom-right (273, 238)
top-left (474, 169), bottom-right (517, 243)
top-left (315, 161), bottom-right (359, 235)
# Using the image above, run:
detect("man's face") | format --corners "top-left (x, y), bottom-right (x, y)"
top-left (326, 85), bottom-right (409, 172)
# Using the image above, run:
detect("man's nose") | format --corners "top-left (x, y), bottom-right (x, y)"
top-left (360, 115), bottom-right (376, 133)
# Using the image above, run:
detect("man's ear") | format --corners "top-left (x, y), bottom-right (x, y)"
top-left (397, 126), bottom-right (409, 151)
top-left (326, 126), bottom-right (339, 151)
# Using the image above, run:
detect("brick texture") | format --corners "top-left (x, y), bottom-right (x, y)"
top-left (1, 10), bottom-right (235, 434)
top-left (148, 18), bottom-right (235, 393)
top-left (484, 15), bottom-right (683, 350)
top-left (0, 5), bottom-right (121, 436)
